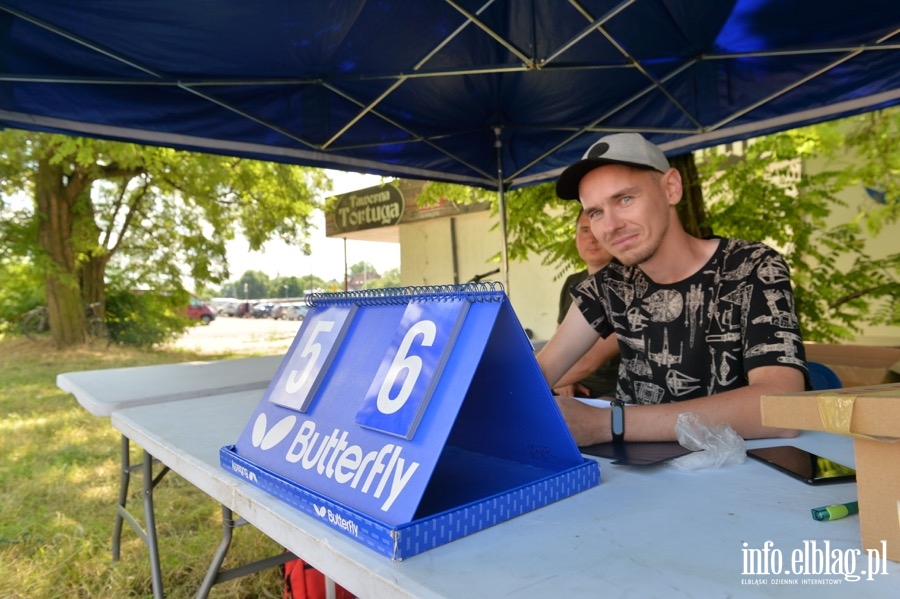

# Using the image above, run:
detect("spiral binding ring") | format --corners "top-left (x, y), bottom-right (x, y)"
top-left (306, 282), bottom-right (505, 308)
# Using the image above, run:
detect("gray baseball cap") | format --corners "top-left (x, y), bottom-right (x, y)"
top-left (556, 133), bottom-right (670, 200)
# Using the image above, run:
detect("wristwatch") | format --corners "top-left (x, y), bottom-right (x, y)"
top-left (610, 400), bottom-right (625, 444)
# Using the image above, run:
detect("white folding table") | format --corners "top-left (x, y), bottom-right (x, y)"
top-left (109, 388), bottom-right (899, 598)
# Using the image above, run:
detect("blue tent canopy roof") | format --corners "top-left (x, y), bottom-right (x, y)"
top-left (2, 0), bottom-right (899, 190)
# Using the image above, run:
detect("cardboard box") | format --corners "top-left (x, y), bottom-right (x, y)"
top-left (804, 343), bottom-right (900, 388)
top-left (761, 383), bottom-right (900, 562)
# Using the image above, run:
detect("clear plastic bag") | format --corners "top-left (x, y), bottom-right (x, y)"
top-left (669, 412), bottom-right (746, 471)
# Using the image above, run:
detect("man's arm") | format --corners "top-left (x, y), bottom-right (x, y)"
top-left (552, 333), bottom-right (619, 392)
top-left (537, 302), bottom-right (602, 389)
top-left (556, 364), bottom-right (804, 446)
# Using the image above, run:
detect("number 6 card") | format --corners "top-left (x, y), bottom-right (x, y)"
top-left (355, 299), bottom-right (469, 440)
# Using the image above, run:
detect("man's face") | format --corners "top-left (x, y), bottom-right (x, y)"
top-left (574, 211), bottom-right (612, 272)
top-left (577, 164), bottom-right (675, 267)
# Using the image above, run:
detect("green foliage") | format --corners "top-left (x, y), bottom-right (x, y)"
top-left (349, 261), bottom-right (378, 276)
top-left (367, 267), bottom-right (401, 289)
top-left (272, 275), bottom-right (307, 298)
top-left (415, 180), bottom-right (492, 209)
top-left (698, 112), bottom-right (900, 342)
top-left (227, 270), bottom-right (272, 300)
top-left (0, 339), bottom-right (284, 598)
top-left (103, 286), bottom-right (192, 348)
top-left (0, 257), bottom-right (44, 335)
top-left (503, 185), bottom-right (582, 279)
top-left (843, 109), bottom-right (900, 234)
top-left (216, 270), bottom-right (337, 300)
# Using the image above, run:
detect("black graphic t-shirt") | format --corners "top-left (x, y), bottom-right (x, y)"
top-left (558, 270), bottom-right (621, 397)
top-left (570, 238), bottom-right (808, 404)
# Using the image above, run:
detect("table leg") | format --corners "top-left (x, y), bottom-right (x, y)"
top-left (113, 435), bottom-right (131, 561)
top-left (114, 439), bottom-right (290, 598)
top-left (142, 449), bottom-right (165, 599)
top-left (196, 504), bottom-right (236, 598)
top-left (195, 505), bottom-right (296, 599)
top-left (113, 441), bottom-right (168, 599)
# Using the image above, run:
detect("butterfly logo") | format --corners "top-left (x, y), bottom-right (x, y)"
top-left (250, 413), bottom-right (297, 449)
top-left (313, 504), bottom-right (327, 518)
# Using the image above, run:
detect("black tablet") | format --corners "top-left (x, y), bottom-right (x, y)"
top-left (580, 441), bottom-right (693, 466)
top-left (747, 445), bottom-right (856, 485)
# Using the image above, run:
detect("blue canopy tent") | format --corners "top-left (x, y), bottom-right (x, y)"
top-left (2, 0), bottom-right (899, 278)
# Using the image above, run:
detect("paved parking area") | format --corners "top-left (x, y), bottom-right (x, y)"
top-left (166, 315), bottom-right (301, 356)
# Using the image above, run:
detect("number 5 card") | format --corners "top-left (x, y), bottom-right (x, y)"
top-left (267, 304), bottom-right (357, 413)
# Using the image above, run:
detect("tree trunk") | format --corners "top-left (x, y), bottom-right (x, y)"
top-left (80, 253), bottom-right (109, 312)
top-left (671, 152), bottom-right (713, 239)
top-left (75, 189), bottom-right (109, 312)
top-left (35, 158), bottom-right (89, 347)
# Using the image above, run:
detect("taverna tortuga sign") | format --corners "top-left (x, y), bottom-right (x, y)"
top-left (329, 184), bottom-right (405, 234)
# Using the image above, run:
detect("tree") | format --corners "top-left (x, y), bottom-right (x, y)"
top-left (215, 271), bottom-right (330, 299)
top-left (300, 274), bottom-right (329, 294)
top-left (271, 275), bottom-right (306, 299)
top-left (232, 270), bottom-right (273, 301)
top-left (349, 261), bottom-right (378, 277)
top-left (0, 131), bottom-right (330, 347)
top-left (698, 112), bottom-right (899, 341)
top-left (367, 267), bottom-right (401, 289)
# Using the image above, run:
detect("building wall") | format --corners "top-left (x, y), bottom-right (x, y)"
top-left (398, 211), bottom-right (565, 343)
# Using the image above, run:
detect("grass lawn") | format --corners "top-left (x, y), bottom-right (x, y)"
top-left (0, 337), bottom-right (285, 598)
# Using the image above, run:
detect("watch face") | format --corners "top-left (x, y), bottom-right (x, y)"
top-left (611, 405), bottom-right (625, 436)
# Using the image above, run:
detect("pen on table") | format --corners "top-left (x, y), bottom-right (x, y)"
top-left (811, 500), bottom-right (858, 521)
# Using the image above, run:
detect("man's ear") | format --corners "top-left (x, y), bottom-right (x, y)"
top-left (662, 168), bottom-right (683, 206)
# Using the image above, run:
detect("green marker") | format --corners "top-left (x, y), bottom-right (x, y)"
top-left (811, 501), bottom-right (859, 521)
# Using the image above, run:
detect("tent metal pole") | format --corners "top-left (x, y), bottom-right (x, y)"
top-left (343, 237), bottom-right (348, 291)
top-left (450, 217), bottom-right (460, 285)
top-left (494, 127), bottom-right (510, 291)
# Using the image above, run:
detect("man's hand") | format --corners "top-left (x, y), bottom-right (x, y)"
top-left (553, 382), bottom-right (591, 398)
top-left (555, 396), bottom-right (611, 446)
top-left (554, 365), bottom-right (804, 445)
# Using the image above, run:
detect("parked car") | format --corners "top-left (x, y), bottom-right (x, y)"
top-left (251, 302), bottom-right (274, 318)
top-left (185, 295), bottom-right (216, 324)
top-left (209, 297), bottom-right (240, 315)
top-left (281, 303), bottom-right (309, 321)
top-left (270, 304), bottom-right (285, 320)
top-left (221, 301), bottom-right (243, 317)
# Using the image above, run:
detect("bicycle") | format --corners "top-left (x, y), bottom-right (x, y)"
top-left (467, 268), bottom-right (501, 283)
top-left (20, 306), bottom-right (50, 340)
top-left (464, 268), bottom-right (536, 342)
top-left (85, 301), bottom-right (110, 345)
top-left (20, 302), bottom-right (110, 344)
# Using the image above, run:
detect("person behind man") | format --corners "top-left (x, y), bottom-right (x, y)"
top-left (553, 208), bottom-right (620, 398)
top-left (537, 133), bottom-right (808, 446)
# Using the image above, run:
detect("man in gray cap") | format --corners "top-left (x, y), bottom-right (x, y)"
top-left (537, 133), bottom-right (809, 446)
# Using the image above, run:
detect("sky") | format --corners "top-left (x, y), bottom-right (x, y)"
top-left (225, 170), bottom-right (401, 282)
